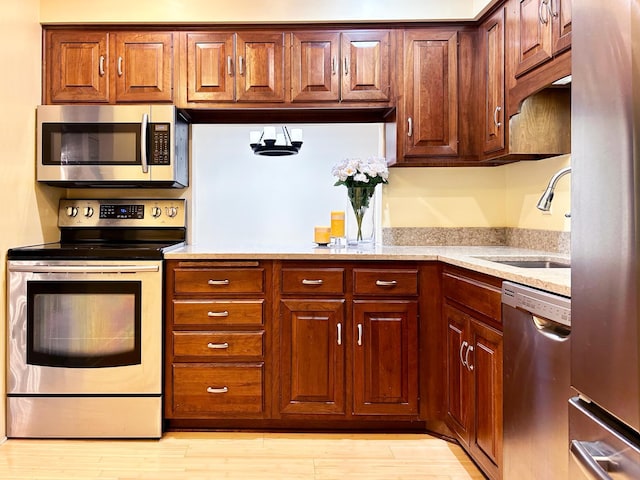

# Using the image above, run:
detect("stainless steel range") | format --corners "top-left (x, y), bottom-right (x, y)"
top-left (6, 198), bottom-right (186, 438)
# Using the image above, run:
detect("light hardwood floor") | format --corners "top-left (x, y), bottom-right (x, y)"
top-left (0, 431), bottom-right (485, 480)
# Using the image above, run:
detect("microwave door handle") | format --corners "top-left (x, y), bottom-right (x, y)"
top-left (141, 113), bottom-right (149, 174)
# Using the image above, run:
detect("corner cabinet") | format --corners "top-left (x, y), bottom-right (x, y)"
top-left (44, 29), bottom-right (174, 104)
top-left (277, 262), bottom-right (419, 421)
top-left (443, 266), bottom-right (503, 480)
top-left (164, 260), bottom-right (271, 422)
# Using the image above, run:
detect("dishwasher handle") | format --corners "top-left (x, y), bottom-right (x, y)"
top-left (532, 315), bottom-right (571, 341)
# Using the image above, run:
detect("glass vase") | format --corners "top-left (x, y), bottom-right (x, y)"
top-left (346, 185), bottom-right (376, 245)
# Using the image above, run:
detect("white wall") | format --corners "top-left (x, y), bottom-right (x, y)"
top-left (192, 124), bottom-right (384, 247)
top-left (40, 0), bottom-right (495, 23)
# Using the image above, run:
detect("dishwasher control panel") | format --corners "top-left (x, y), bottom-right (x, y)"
top-left (502, 281), bottom-right (571, 326)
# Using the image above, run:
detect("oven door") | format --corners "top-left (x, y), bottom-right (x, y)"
top-left (7, 260), bottom-right (162, 395)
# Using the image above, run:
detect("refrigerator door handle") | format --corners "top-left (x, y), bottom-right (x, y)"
top-left (570, 440), bottom-right (615, 480)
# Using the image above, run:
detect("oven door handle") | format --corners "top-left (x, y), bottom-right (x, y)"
top-left (9, 265), bottom-right (159, 274)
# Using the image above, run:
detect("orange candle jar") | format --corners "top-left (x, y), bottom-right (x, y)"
top-left (330, 211), bottom-right (345, 237)
top-left (314, 226), bottom-right (331, 245)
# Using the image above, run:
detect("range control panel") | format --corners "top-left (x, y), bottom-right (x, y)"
top-left (58, 198), bottom-right (186, 228)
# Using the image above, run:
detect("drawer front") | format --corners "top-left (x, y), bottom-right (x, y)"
top-left (174, 268), bottom-right (264, 294)
top-left (353, 268), bottom-right (418, 295)
top-left (173, 331), bottom-right (264, 358)
top-left (443, 272), bottom-right (502, 323)
top-left (173, 300), bottom-right (264, 327)
top-left (281, 268), bottom-right (345, 295)
top-left (172, 364), bottom-right (264, 415)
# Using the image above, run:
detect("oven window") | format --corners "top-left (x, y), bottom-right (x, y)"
top-left (42, 123), bottom-right (141, 165)
top-left (27, 281), bottom-right (141, 368)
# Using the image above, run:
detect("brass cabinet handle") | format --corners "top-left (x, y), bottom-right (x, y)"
top-left (539, 0), bottom-right (550, 24)
top-left (332, 56), bottom-right (337, 75)
top-left (207, 386), bottom-right (228, 394)
top-left (207, 311), bottom-right (229, 317)
top-left (357, 323), bottom-right (363, 346)
top-left (238, 55), bottom-right (244, 75)
top-left (375, 280), bottom-right (398, 287)
top-left (337, 322), bottom-right (342, 346)
top-left (227, 55), bottom-right (233, 76)
top-left (208, 279), bottom-right (230, 286)
top-left (117, 56), bottom-right (123, 76)
top-left (207, 342), bottom-right (229, 349)
top-left (343, 56), bottom-right (349, 76)
top-left (407, 117), bottom-right (413, 137)
top-left (302, 279), bottom-right (324, 285)
top-left (99, 55), bottom-right (105, 76)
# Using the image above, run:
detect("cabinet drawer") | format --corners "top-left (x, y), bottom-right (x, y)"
top-left (172, 364), bottom-right (264, 415)
top-left (353, 269), bottom-right (418, 295)
top-left (174, 268), bottom-right (264, 294)
top-left (443, 272), bottom-right (501, 323)
top-left (173, 331), bottom-right (264, 358)
top-left (281, 268), bottom-right (345, 295)
top-left (173, 300), bottom-right (264, 327)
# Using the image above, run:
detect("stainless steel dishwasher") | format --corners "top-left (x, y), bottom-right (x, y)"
top-left (502, 281), bottom-right (572, 480)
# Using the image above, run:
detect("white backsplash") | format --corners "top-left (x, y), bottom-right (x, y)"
top-left (191, 123), bottom-right (384, 248)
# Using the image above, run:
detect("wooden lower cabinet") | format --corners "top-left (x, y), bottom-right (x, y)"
top-left (443, 267), bottom-right (503, 480)
top-left (279, 298), bottom-right (346, 415)
top-left (277, 262), bottom-right (420, 421)
top-left (165, 260), bottom-right (270, 421)
top-left (352, 300), bottom-right (418, 416)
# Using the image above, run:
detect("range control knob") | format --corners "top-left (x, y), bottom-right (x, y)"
top-left (151, 206), bottom-right (162, 218)
top-left (166, 207), bottom-right (178, 218)
top-left (83, 207), bottom-right (94, 217)
top-left (66, 206), bottom-right (78, 218)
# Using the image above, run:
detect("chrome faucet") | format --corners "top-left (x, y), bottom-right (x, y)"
top-left (537, 166), bottom-right (571, 212)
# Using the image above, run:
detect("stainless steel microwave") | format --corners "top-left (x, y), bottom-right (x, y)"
top-left (37, 105), bottom-right (188, 188)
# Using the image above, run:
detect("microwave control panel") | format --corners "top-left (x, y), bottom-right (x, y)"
top-left (150, 123), bottom-right (170, 165)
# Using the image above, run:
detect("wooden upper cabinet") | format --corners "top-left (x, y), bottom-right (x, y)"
top-left (515, 0), bottom-right (571, 77)
top-left (403, 30), bottom-right (459, 158)
top-left (113, 32), bottom-right (174, 102)
top-left (291, 31), bottom-right (340, 102)
top-left (236, 31), bottom-right (285, 103)
top-left (551, 0), bottom-right (572, 54)
top-left (481, 7), bottom-right (506, 155)
top-left (185, 32), bottom-right (235, 102)
top-left (341, 30), bottom-right (391, 102)
top-left (46, 30), bottom-right (110, 103)
top-left (45, 30), bottom-right (173, 104)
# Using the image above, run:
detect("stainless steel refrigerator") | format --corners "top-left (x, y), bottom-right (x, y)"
top-left (570, 0), bottom-right (640, 477)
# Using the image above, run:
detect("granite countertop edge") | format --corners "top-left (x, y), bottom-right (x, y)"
top-left (165, 244), bottom-right (571, 297)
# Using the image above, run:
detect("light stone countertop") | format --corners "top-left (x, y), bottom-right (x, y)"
top-left (165, 243), bottom-right (571, 297)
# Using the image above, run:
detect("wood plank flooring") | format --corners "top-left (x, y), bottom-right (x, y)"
top-left (0, 431), bottom-right (485, 480)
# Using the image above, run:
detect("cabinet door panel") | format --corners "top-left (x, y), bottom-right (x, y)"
top-left (445, 304), bottom-right (471, 443)
top-left (236, 32), bottom-right (285, 103)
top-left (552, 0), bottom-right (572, 54)
top-left (482, 8), bottom-right (506, 154)
top-left (279, 299), bottom-right (346, 415)
top-left (515, 0), bottom-right (553, 77)
top-left (291, 32), bottom-right (340, 102)
top-left (470, 320), bottom-right (503, 471)
top-left (404, 31), bottom-right (458, 157)
top-left (47, 31), bottom-right (109, 103)
top-left (114, 32), bottom-right (173, 102)
top-left (341, 31), bottom-right (391, 101)
top-left (186, 32), bottom-right (235, 102)
top-left (352, 300), bottom-right (418, 415)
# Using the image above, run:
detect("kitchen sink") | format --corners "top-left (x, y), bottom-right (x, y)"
top-left (492, 260), bottom-right (570, 268)
top-left (472, 256), bottom-right (570, 269)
